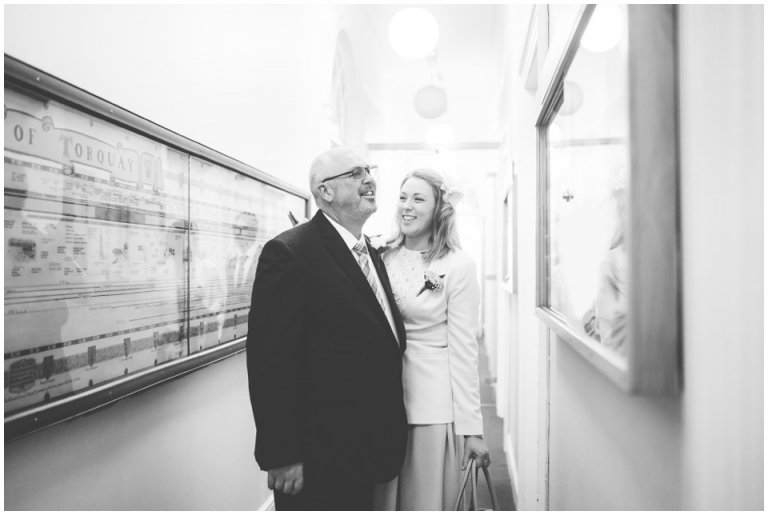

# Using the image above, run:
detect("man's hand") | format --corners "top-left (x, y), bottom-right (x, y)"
top-left (267, 462), bottom-right (304, 495)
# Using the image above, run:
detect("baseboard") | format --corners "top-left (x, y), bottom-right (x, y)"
top-left (258, 494), bottom-right (275, 511)
top-left (504, 432), bottom-right (519, 508)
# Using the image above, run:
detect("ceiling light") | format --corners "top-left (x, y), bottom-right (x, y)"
top-left (414, 85), bottom-right (447, 119)
top-left (580, 4), bottom-right (624, 53)
top-left (388, 8), bottom-right (440, 60)
top-left (559, 81), bottom-right (583, 116)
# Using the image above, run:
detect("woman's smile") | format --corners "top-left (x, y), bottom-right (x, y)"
top-left (397, 177), bottom-right (436, 248)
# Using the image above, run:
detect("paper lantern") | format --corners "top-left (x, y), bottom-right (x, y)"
top-left (388, 8), bottom-right (440, 59)
top-left (559, 81), bottom-right (583, 116)
top-left (414, 85), bottom-right (447, 119)
top-left (580, 4), bottom-right (624, 53)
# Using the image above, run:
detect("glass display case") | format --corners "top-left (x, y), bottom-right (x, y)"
top-left (535, 5), bottom-right (680, 394)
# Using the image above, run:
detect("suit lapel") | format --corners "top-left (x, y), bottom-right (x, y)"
top-left (313, 213), bottom-right (395, 341)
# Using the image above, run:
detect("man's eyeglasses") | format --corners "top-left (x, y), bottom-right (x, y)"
top-left (321, 165), bottom-right (378, 183)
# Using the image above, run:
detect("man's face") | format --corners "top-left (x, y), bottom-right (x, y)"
top-left (324, 150), bottom-right (377, 222)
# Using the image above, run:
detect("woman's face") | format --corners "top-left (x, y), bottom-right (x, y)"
top-left (397, 177), bottom-right (436, 241)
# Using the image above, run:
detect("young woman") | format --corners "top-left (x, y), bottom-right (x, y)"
top-left (373, 168), bottom-right (490, 510)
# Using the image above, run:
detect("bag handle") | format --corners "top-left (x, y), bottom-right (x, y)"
top-left (453, 457), bottom-right (500, 511)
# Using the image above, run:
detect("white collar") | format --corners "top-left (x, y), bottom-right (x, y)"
top-left (322, 211), bottom-right (365, 251)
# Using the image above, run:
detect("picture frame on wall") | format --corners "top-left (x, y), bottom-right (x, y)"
top-left (3, 55), bottom-right (310, 441)
top-left (534, 5), bottom-right (681, 394)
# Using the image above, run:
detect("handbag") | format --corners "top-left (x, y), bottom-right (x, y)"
top-left (454, 457), bottom-right (500, 511)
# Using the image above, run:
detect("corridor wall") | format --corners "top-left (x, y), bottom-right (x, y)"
top-left (494, 4), bottom-right (763, 510)
top-left (4, 5), bottom-right (349, 510)
top-left (492, 6), bottom-right (544, 508)
top-left (677, 5), bottom-right (764, 509)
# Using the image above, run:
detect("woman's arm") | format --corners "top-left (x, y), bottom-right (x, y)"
top-left (445, 253), bottom-right (484, 436)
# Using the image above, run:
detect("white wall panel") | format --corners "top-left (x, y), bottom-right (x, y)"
top-left (678, 5), bottom-right (764, 510)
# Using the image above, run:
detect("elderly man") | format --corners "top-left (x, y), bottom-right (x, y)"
top-left (246, 147), bottom-right (407, 510)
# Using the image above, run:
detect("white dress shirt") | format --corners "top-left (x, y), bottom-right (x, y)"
top-left (323, 212), bottom-right (400, 346)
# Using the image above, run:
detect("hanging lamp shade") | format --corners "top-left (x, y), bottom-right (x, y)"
top-left (414, 85), bottom-right (447, 119)
top-left (580, 4), bottom-right (624, 53)
top-left (559, 81), bottom-right (583, 116)
top-left (388, 8), bottom-right (440, 59)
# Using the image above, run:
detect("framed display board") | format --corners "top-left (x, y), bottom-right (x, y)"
top-left (4, 55), bottom-right (309, 440)
top-left (534, 5), bottom-right (680, 394)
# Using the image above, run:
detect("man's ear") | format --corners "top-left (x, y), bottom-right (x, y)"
top-left (317, 183), bottom-right (334, 203)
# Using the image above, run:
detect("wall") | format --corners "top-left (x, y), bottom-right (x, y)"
top-left (3, 5), bottom-right (343, 192)
top-left (495, 3), bottom-right (763, 511)
top-left (678, 5), bottom-right (764, 510)
top-left (549, 337), bottom-right (683, 509)
top-left (492, 4), bottom-right (545, 509)
top-left (5, 354), bottom-right (269, 510)
top-left (4, 5), bottom-right (347, 510)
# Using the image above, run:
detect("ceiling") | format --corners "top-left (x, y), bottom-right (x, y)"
top-left (4, 4), bottom-right (509, 183)
top-left (346, 5), bottom-right (502, 145)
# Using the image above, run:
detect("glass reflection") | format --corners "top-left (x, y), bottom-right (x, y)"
top-left (4, 85), bottom-right (305, 416)
top-left (188, 159), bottom-right (304, 354)
top-left (547, 5), bottom-right (629, 357)
top-left (4, 88), bottom-right (189, 413)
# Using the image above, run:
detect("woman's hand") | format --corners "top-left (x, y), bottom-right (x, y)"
top-left (462, 436), bottom-right (491, 470)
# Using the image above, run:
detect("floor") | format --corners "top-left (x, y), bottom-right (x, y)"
top-left (477, 336), bottom-right (516, 511)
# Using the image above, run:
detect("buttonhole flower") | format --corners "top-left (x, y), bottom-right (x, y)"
top-left (369, 234), bottom-right (392, 251)
top-left (417, 271), bottom-right (446, 297)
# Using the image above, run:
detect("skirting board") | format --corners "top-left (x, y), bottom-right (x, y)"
top-left (258, 494), bottom-right (275, 511)
top-left (504, 432), bottom-right (520, 508)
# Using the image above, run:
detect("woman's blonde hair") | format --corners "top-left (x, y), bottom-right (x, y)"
top-left (385, 168), bottom-right (461, 263)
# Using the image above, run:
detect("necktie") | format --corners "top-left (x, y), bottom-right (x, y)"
top-left (352, 242), bottom-right (387, 312)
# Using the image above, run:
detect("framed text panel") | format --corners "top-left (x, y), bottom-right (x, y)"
top-left (4, 55), bottom-right (310, 439)
top-left (4, 88), bottom-right (191, 415)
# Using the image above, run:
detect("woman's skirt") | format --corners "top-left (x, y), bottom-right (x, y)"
top-left (373, 423), bottom-right (463, 510)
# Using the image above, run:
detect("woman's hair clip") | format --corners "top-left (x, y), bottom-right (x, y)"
top-left (440, 182), bottom-right (465, 206)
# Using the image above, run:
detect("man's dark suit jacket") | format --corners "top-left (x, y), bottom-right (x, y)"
top-left (246, 210), bottom-right (408, 485)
